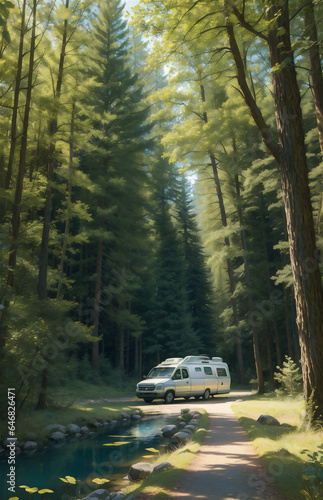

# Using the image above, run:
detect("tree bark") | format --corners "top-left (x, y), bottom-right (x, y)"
top-left (200, 82), bottom-right (245, 384)
top-left (56, 103), bottom-right (75, 299)
top-left (4, 0), bottom-right (26, 191)
top-left (92, 235), bottom-right (103, 372)
top-left (228, 0), bottom-right (323, 423)
top-left (38, 0), bottom-right (69, 300)
top-left (234, 172), bottom-right (264, 392)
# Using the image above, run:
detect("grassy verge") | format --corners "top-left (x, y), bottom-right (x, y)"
top-left (122, 409), bottom-right (208, 499)
top-left (232, 393), bottom-right (323, 499)
top-left (0, 379), bottom-right (137, 444)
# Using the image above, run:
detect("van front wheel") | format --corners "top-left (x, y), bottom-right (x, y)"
top-left (203, 389), bottom-right (210, 400)
top-left (165, 391), bottom-right (175, 404)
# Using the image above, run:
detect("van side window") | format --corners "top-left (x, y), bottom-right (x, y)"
top-left (174, 369), bottom-right (182, 380)
top-left (204, 367), bottom-right (213, 375)
top-left (182, 368), bottom-right (189, 379)
top-left (195, 367), bottom-right (202, 372)
top-left (217, 368), bottom-right (228, 377)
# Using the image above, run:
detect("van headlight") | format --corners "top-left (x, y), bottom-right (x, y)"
top-left (155, 383), bottom-right (164, 391)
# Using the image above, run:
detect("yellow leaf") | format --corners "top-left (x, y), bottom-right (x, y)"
top-left (92, 478), bottom-right (110, 485)
top-left (142, 455), bottom-right (153, 458)
top-left (9, 497), bottom-right (19, 500)
top-left (145, 448), bottom-right (159, 453)
top-left (19, 486), bottom-right (28, 489)
top-left (59, 478), bottom-right (68, 483)
top-left (38, 490), bottom-right (54, 494)
top-left (65, 476), bottom-right (76, 484)
top-left (26, 488), bottom-right (38, 493)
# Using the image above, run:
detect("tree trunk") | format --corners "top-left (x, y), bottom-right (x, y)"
top-left (119, 326), bottom-right (125, 372)
top-left (265, 322), bottom-right (274, 385)
top-left (227, 1), bottom-right (323, 422)
top-left (56, 103), bottom-right (75, 299)
top-left (283, 284), bottom-right (293, 358)
top-left (273, 319), bottom-right (282, 367)
top-left (36, 365), bottom-right (48, 410)
top-left (234, 168), bottom-right (264, 393)
top-left (4, 0), bottom-right (26, 191)
top-left (267, 0), bottom-right (323, 422)
top-left (92, 236), bottom-right (103, 372)
top-left (200, 81), bottom-right (245, 383)
top-left (38, 0), bottom-right (69, 300)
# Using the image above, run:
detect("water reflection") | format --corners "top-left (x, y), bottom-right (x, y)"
top-left (0, 414), bottom-right (175, 500)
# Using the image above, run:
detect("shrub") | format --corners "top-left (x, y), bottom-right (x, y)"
top-left (274, 355), bottom-right (303, 397)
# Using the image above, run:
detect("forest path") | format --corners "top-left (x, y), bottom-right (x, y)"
top-left (131, 391), bottom-right (287, 500)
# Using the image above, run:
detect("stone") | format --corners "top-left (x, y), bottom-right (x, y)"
top-left (110, 420), bottom-right (117, 425)
top-left (67, 424), bottom-right (81, 434)
top-left (183, 425), bottom-right (196, 434)
top-left (181, 408), bottom-right (190, 414)
top-left (173, 431), bottom-right (190, 444)
top-left (23, 441), bottom-right (38, 451)
top-left (75, 433), bottom-right (82, 438)
top-left (190, 419), bottom-right (200, 426)
top-left (45, 424), bottom-right (66, 433)
top-left (188, 410), bottom-right (202, 419)
top-left (132, 415), bottom-right (142, 421)
top-left (178, 422), bottom-right (187, 429)
top-left (128, 462), bottom-right (154, 481)
top-left (93, 422), bottom-right (103, 428)
top-left (80, 426), bottom-right (89, 434)
top-left (120, 411), bottom-right (131, 419)
top-left (257, 415), bottom-right (280, 426)
top-left (83, 489), bottom-right (110, 500)
top-left (153, 461), bottom-right (173, 472)
top-left (162, 425), bottom-right (178, 438)
top-left (50, 431), bottom-right (66, 441)
top-left (112, 493), bottom-right (125, 500)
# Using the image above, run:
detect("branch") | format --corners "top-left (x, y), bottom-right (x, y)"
top-left (231, 6), bottom-right (268, 41)
top-left (226, 21), bottom-right (281, 162)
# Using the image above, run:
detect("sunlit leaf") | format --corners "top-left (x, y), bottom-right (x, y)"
top-left (59, 478), bottom-right (68, 483)
top-left (92, 478), bottom-right (110, 484)
top-left (65, 476), bottom-right (76, 484)
top-left (145, 447), bottom-right (159, 453)
top-left (25, 488), bottom-right (38, 493)
top-left (9, 497), bottom-right (19, 500)
top-left (19, 486), bottom-right (28, 489)
top-left (38, 489), bottom-right (54, 494)
top-left (142, 455), bottom-right (154, 458)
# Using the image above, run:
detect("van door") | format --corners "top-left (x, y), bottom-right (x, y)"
top-left (173, 367), bottom-right (191, 397)
top-left (216, 366), bottom-right (230, 393)
top-left (203, 366), bottom-right (218, 394)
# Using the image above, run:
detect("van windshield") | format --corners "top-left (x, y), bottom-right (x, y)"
top-left (147, 367), bottom-right (175, 378)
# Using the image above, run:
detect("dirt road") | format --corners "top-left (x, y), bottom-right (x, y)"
top-left (132, 391), bottom-right (287, 500)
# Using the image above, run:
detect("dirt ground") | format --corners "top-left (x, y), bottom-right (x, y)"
top-left (131, 391), bottom-right (288, 500)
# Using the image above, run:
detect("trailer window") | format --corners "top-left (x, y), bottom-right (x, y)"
top-left (217, 368), bottom-right (228, 377)
top-left (195, 367), bottom-right (202, 372)
top-left (204, 367), bottom-right (213, 375)
top-left (182, 368), bottom-right (189, 379)
top-left (173, 369), bottom-right (182, 380)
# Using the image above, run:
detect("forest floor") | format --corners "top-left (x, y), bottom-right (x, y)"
top-left (127, 391), bottom-right (304, 500)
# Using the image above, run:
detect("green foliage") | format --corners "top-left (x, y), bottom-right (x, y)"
top-left (301, 449), bottom-right (323, 500)
top-left (274, 356), bottom-right (303, 397)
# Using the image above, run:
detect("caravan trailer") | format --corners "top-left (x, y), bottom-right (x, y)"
top-left (136, 355), bottom-right (231, 404)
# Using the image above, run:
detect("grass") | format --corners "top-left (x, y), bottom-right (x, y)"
top-left (232, 393), bottom-right (323, 499)
top-left (0, 379), bottom-right (138, 444)
top-left (122, 409), bottom-right (208, 499)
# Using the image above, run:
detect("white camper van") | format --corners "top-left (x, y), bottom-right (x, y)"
top-left (136, 355), bottom-right (231, 404)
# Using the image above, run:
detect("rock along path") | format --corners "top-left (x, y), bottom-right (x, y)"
top-left (131, 391), bottom-right (288, 500)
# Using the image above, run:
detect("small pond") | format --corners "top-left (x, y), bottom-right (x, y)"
top-left (0, 413), bottom-right (175, 500)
